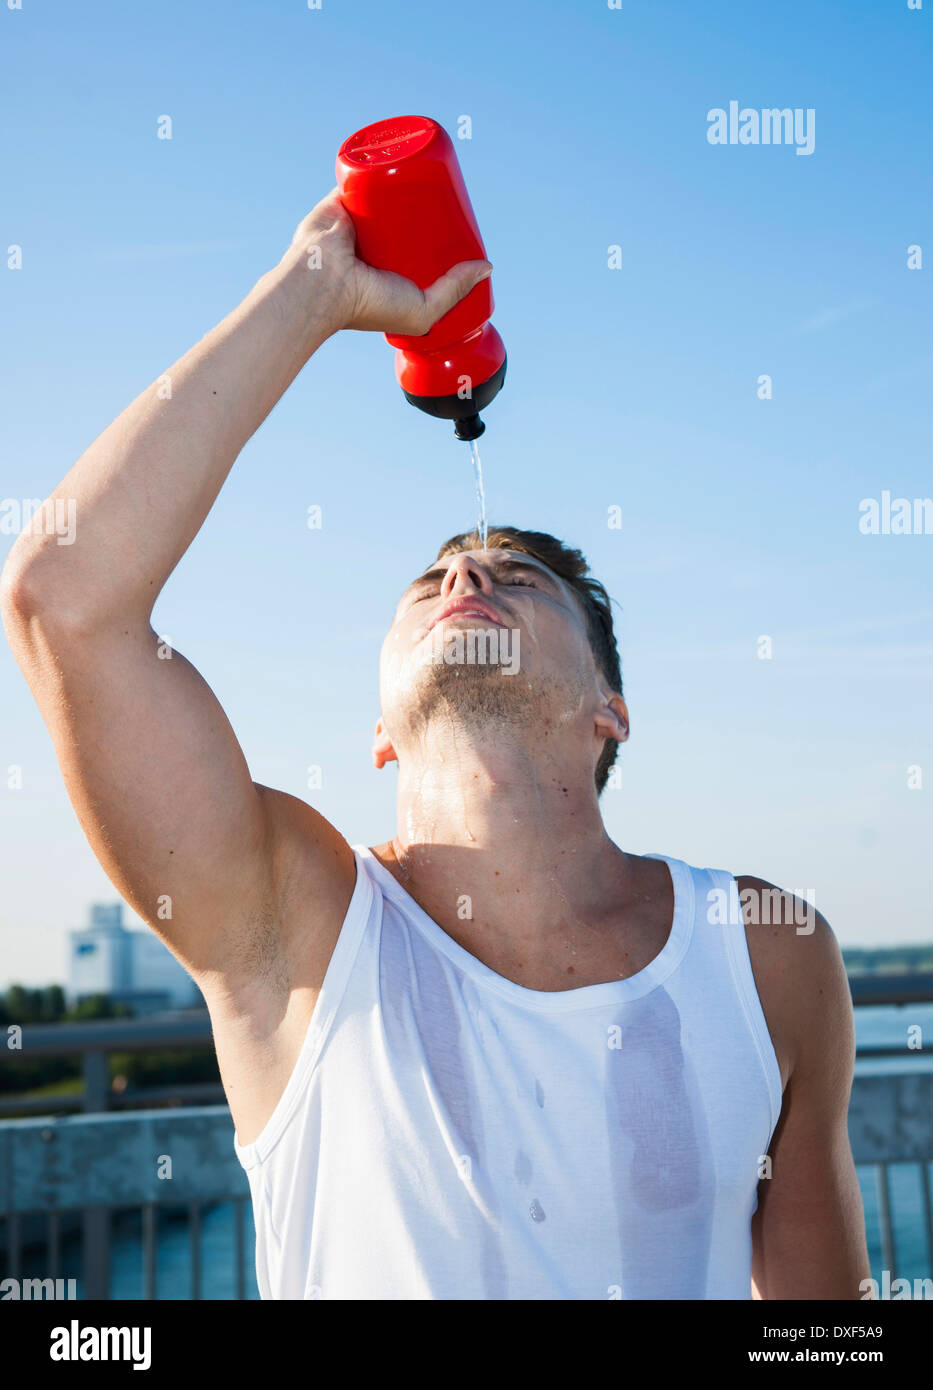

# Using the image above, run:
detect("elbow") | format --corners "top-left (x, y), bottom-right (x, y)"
top-left (0, 542), bottom-right (90, 649)
top-left (0, 547), bottom-right (44, 629)
top-left (0, 549), bottom-right (53, 656)
top-left (1, 542), bottom-right (145, 654)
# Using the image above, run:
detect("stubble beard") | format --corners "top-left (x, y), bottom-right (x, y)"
top-left (395, 655), bottom-right (590, 745)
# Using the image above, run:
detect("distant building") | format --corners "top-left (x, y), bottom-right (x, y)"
top-left (68, 903), bottom-right (201, 1013)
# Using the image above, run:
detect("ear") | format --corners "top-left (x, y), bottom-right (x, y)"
top-left (594, 693), bottom-right (629, 746)
top-left (372, 717), bottom-right (398, 770)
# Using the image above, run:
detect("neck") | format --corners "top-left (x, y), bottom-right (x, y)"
top-left (385, 723), bottom-right (629, 946)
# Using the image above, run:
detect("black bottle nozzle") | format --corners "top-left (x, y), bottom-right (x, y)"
top-left (402, 355), bottom-right (507, 445)
top-left (454, 414), bottom-right (485, 442)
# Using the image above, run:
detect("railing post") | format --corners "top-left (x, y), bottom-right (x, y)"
top-left (877, 1164), bottom-right (896, 1280)
top-left (82, 1049), bottom-right (111, 1298)
top-left (142, 1202), bottom-right (157, 1300)
top-left (82, 1051), bottom-right (109, 1113)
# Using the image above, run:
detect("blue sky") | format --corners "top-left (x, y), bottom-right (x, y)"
top-left (1, 0), bottom-right (931, 984)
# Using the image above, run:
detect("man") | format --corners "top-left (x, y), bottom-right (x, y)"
top-left (1, 189), bottom-right (869, 1300)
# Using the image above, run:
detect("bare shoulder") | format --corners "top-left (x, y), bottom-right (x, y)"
top-left (734, 876), bottom-right (853, 1097)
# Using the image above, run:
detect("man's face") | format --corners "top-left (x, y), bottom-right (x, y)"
top-left (374, 548), bottom-right (625, 769)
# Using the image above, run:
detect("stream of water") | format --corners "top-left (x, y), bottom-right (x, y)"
top-left (469, 439), bottom-right (488, 549)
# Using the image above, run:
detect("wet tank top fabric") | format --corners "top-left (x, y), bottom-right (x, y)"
top-left (233, 845), bottom-right (783, 1300)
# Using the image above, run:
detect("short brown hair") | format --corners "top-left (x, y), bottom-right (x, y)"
top-left (434, 526), bottom-right (623, 794)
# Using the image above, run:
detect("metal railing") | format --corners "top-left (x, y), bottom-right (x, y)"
top-left (847, 972), bottom-right (933, 1006)
top-left (0, 1014), bottom-right (220, 1118)
top-left (0, 1108), bottom-right (252, 1298)
top-left (0, 1014), bottom-right (232, 1296)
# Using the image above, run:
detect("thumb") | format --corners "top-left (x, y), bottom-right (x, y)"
top-left (420, 259), bottom-right (493, 329)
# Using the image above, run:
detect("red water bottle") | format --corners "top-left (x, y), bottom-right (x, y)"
top-left (336, 115), bottom-right (506, 441)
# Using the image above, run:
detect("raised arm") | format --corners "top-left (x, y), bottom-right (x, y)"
top-left (0, 188), bottom-right (491, 994)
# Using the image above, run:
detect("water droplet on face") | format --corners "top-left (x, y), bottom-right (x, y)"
top-left (534, 1079), bottom-right (545, 1108)
top-left (529, 1198), bottom-right (546, 1222)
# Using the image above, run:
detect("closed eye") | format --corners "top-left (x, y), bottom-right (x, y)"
top-left (405, 581), bottom-right (442, 604)
top-left (400, 557), bottom-right (556, 615)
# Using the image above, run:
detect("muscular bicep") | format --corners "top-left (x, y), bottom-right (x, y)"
top-left (12, 615), bottom-right (279, 977)
top-left (750, 910), bottom-right (870, 1299)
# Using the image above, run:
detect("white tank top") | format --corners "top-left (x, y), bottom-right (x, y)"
top-left (233, 846), bottom-right (783, 1300)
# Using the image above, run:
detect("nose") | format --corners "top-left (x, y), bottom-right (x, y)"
top-left (439, 552), bottom-right (494, 600)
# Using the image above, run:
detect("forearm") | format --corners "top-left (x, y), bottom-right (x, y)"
top-left (3, 248), bottom-right (343, 626)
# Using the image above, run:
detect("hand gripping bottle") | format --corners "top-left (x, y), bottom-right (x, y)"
top-left (336, 115), bottom-right (506, 441)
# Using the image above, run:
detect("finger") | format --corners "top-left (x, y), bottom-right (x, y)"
top-left (419, 260), bottom-right (493, 329)
top-left (292, 188), bottom-right (351, 245)
top-left (316, 186), bottom-right (347, 222)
